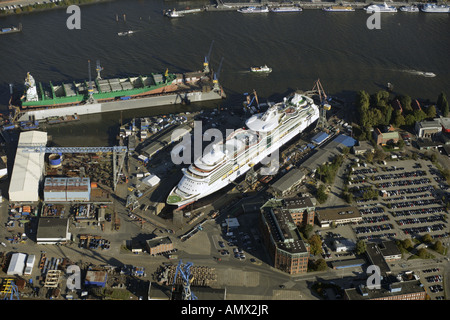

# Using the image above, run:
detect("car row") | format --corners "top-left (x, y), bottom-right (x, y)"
top-left (352, 168), bottom-right (378, 175)
top-left (360, 215), bottom-right (390, 224)
top-left (372, 170), bottom-right (426, 181)
top-left (382, 186), bottom-right (434, 197)
top-left (396, 215), bottom-right (446, 226)
top-left (422, 268), bottom-right (440, 273)
top-left (429, 285), bottom-right (444, 293)
top-left (425, 275), bottom-right (442, 283)
top-left (402, 223), bottom-right (446, 234)
top-left (357, 233), bottom-right (397, 241)
top-left (354, 224), bottom-right (394, 234)
top-left (389, 199), bottom-right (442, 209)
top-left (393, 207), bottom-right (446, 217)
top-left (378, 178), bottom-right (431, 188)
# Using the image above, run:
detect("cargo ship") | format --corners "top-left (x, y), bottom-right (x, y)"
top-left (11, 60), bottom-right (226, 122)
top-left (167, 92), bottom-right (320, 207)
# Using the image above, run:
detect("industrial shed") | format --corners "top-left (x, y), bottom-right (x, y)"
top-left (7, 252), bottom-right (27, 276)
top-left (36, 217), bottom-right (70, 244)
top-left (8, 131), bottom-right (47, 203)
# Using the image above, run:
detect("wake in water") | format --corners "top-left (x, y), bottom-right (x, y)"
top-left (401, 69), bottom-right (436, 78)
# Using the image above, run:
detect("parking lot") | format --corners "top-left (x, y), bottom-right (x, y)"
top-left (348, 158), bottom-right (449, 242)
top-left (420, 267), bottom-right (446, 300)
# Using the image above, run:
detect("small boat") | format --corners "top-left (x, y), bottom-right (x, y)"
top-left (250, 65), bottom-right (272, 73)
top-left (118, 30), bottom-right (134, 36)
top-left (237, 6), bottom-right (269, 13)
top-left (164, 9), bottom-right (183, 18)
top-left (270, 6), bottom-right (302, 13)
top-left (420, 3), bottom-right (450, 13)
top-left (0, 23), bottom-right (22, 35)
top-left (323, 6), bottom-right (355, 12)
top-left (399, 5), bottom-right (419, 12)
top-left (364, 2), bottom-right (398, 13)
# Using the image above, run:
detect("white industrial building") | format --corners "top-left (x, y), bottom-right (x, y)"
top-left (7, 252), bottom-right (28, 276)
top-left (8, 131), bottom-right (47, 203)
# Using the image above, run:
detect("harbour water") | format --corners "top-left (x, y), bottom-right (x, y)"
top-left (0, 0), bottom-right (449, 146)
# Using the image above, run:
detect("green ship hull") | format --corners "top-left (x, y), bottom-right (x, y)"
top-left (22, 72), bottom-right (177, 108)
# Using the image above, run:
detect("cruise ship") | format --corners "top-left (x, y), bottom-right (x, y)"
top-left (364, 2), bottom-right (398, 13)
top-left (420, 3), bottom-right (450, 13)
top-left (166, 92), bottom-right (320, 207)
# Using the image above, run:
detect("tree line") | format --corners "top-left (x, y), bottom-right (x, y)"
top-left (355, 90), bottom-right (448, 139)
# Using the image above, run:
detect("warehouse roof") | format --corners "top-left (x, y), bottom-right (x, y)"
top-left (36, 217), bottom-right (70, 243)
top-left (271, 168), bottom-right (305, 195)
top-left (9, 131), bottom-right (47, 202)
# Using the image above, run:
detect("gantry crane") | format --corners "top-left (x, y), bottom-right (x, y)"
top-left (172, 259), bottom-right (197, 300)
top-left (313, 79), bottom-right (331, 130)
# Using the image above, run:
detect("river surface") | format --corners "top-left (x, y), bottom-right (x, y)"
top-left (0, 0), bottom-right (449, 146)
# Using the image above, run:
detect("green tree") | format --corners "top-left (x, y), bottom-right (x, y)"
top-left (405, 114), bottom-right (416, 127)
top-left (422, 234), bottom-right (433, 243)
top-left (308, 234), bottom-right (323, 256)
top-left (316, 184), bottom-right (328, 204)
top-left (356, 90), bottom-right (371, 128)
top-left (356, 240), bottom-right (366, 255)
top-left (399, 95), bottom-right (413, 113)
top-left (426, 105), bottom-right (437, 119)
top-left (437, 92), bottom-right (449, 117)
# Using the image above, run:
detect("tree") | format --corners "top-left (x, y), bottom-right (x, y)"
top-left (437, 92), bottom-right (449, 117)
top-left (405, 114), bottom-right (416, 127)
top-left (356, 240), bottom-right (366, 255)
top-left (300, 224), bottom-right (314, 239)
top-left (399, 95), bottom-right (413, 113)
top-left (422, 234), bottom-right (433, 243)
top-left (393, 111), bottom-right (406, 128)
top-left (308, 234), bottom-right (323, 256)
top-left (356, 90), bottom-right (371, 128)
top-left (316, 184), bottom-right (328, 204)
top-left (426, 105), bottom-right (437, 119)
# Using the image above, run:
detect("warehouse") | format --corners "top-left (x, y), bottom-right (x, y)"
top-left (7, 252), bottom-right (27, 276)
top-left (270, 168), bottom-right (305, 196)
top-left (316, 206), bottom-right (362, 228)
top-left (44, 177), bottom-right (91, 202)
top-left (8, 131), bottom-right (47, 203)
top-left (36, 217), bottom-right (71, 244)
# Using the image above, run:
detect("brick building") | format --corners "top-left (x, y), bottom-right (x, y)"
top-left (146, 236), bottom-right (173, 255)
top-left (259, 202), bottom-right (310, 275)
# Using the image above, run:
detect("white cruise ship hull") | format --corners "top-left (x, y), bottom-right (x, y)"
top-left (167, 94), bottom-right (320, 207)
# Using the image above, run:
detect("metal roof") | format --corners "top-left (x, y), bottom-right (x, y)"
top-left (9, 131), bottom-right (47, 202)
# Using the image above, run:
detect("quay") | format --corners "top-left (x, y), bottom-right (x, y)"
top-left (206, 1), bottom-right (427, 11)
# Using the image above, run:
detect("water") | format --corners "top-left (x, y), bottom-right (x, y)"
top-left (0, 0), bottom-right (449, 146)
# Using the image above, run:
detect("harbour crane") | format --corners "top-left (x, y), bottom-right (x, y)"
top-left (1, 279), bottom-right (20, 300)
top-left (96, 60), bottom-right (103, 80)
top-left (87, 60), bottom-right (96, 104)
top-left (203, 40), bottom-right (214, 73)
top-left (213, 56), bottom-right (224, 91)
top-left (313, 79), bottom-right (331, 130)
top-left (172, 259), bottom-right (197, 300)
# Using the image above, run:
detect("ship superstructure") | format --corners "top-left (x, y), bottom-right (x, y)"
top-left (167, 92), bottom-right (320, 207)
